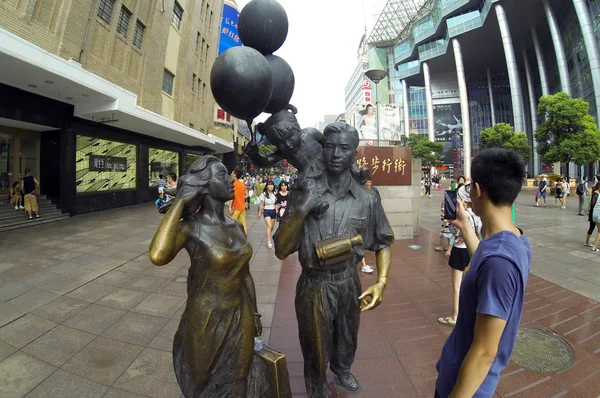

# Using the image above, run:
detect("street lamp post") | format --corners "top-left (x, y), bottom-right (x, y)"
top-left (365, 69), bottom-right (388, 146)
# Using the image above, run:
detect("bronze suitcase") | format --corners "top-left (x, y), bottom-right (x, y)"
top-left (247, 344), bottom-right (292, 397)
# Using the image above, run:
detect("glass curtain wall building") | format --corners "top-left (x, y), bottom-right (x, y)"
top-left (368, 0), bottom-right (600, 178)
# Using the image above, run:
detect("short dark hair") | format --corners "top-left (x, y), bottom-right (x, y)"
top-left (168, 173), bottom-right (177, 182)
top-left (24, 168), bottom-right (31, 174)
top-left (232, 169), bottom-right (242, 179)
top-left (159, 174), bottom-right (164, 179)
top-left (471, 148), bottom-right (525, 206)
top-left (323, 122), bottom-right (359, 150)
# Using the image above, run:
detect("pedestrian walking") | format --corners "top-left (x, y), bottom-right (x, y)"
top-left (21, 169), bottom-right (41, 220)
top-left (535, 177), bottom-right (547, 207)
top-left (577, 176), bottom-right (588, 216)
top-left (424, 176), bottom-right (431, 197)
top-left (228, 169), bottom-right (248, 235)
top-left (437, 184), bottom-right (482, 328)
top-left (555, 178), bottom-right (564, 207)
top-left (257, 181), bottom-right (277, 249)
top-left (435, 149), bottom-right (531, 397)
top-left (585, 182), bottom-right (600, 247)
top-left (563, 179), bottom-right (571, 209)
top-left (589, 182), bottom-right (600, 252)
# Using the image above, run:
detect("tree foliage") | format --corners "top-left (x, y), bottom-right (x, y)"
top-left (479, 123), bottom-right (531, 163)
top-left (535, 92), bottom-right (600, 166)
top-left (400, 134), bottom-right (444, 167)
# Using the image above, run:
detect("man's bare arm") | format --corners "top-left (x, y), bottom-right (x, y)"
top-left (450, 314), bottom-right (507, 397)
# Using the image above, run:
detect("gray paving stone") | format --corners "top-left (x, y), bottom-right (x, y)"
top-left (251, 271), bottom-right (281, 286)
top-left (63, 304), bottom-right (126, 335)
top-left (32, 296), bottom-right (90, 323)
top-left (0, 352), bottom-right (56, 398)
top-left (258, 303), bottom-right (275, 328)
top-left (153, 280), bottom-right (187, 298)
top-left (6, 288), bottom-right (60, 313)
top-left (24, 369), bottom-right (109, 398)
top-left (0, 281), bottom-right (34, 301)
top-left (35, 275), bottom-right (88, 295)
top-left (62, 336), bottom-right (143, 385)
top-left (102, 312), bottom-right (169, 346)
top-left (65, 282), bottom-right (115, 303)
top-left (103, 388), bottom-right (148, 398)
top-left (132, 293), bottom-right (186, 318)
top-left (21, 324), bottom-right (95, 367)
top-left (0, 340), bottom-right (17, 361)
top-left (94, 270), bottom-right (136, 287)
top-left (48, 260), bottom-right (86, 276)
top-left (0, 314), bottom-right (57, 348)
top-left (148, 318), bottom-right (179, 352)
top-left (142, 263), bottom-right (181, 278)
top-left (117, 261), bottom-right (154, 274)
top-left (255, 284), bottom-right (278, 304)
top-left (114, 348), bottom-right (181, 398)
top-left (0, 302), bottom-right (27, 328)
top-left (20, 271), bottom-right (62, 287)
top-left (121, 275), bottom-right (167, 292)
top-left (96, 288), bottom-right (150, 311)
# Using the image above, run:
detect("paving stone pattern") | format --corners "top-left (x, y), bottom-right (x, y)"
top-left (0, 189), bottom-right (598, 397)
top-left (0, 204), bottom-right (279, 398)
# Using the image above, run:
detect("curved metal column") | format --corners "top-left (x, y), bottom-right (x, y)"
top-left (402, 79), bottom-right (410, 137)
top-left (423, 62), bottom-right (436, 175)
top-left (531, 27), bottom-right (550, 96)
top-left (543, 0), bottom-right (572, 96)
top-left (573, 0), bottom-right (600, 124)
top-left (495, 4), bottom-right (525, 134)
top-left (452, 38), bottom-right (471, 179)
top-left (523, 49), bottom-right (540, 175)
top-left (487, 68), bottom-right (497, 125)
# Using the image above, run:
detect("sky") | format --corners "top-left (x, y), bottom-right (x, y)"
top-left (235, 0), bottom-right (373, 128)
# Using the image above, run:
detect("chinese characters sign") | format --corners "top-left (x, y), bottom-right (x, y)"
top-left (356, 147), bottom-right (412, 186)
top-left (89, 155), bottom-right (127, 172)
top-left (218, 4), bottom-right (240, 55)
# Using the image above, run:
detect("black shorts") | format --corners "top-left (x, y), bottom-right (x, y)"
top-left (448, 247), bottom-right (470, 271)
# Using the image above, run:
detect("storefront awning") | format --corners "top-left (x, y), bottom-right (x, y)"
top-left (0, 28), bottom-right (233, 153)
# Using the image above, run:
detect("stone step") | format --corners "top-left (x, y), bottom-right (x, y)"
top-left (0, 202), bottom-right (57, 215)
top-left (0, 208), bottom-right (63, 222)
top-left (0, 212), bottom-right (70, 233)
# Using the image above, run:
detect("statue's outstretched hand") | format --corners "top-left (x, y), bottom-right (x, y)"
top-left (358, 282), bottom-right (385, 312)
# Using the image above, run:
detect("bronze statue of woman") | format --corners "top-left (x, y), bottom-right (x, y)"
top-left (149, 155), bottom-right (261, 398)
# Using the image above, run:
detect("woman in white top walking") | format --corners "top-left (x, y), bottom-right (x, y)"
top-left (258, 181), bottom-right (278, 249)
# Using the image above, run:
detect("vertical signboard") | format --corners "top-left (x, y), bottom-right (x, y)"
top-left (218, 3), bottom-right (240, 55)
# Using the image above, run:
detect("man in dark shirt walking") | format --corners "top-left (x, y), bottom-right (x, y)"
top-left (274, 123), bottom-right (394, 397)
top-left (21, 169), bottom-right (41, 220)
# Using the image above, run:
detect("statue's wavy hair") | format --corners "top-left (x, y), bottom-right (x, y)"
top-left (158, 155), bottom-right (222, 218)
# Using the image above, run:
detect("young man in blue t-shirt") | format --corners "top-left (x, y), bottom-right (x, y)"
top-left (435, 148), bottom-right (531, 397)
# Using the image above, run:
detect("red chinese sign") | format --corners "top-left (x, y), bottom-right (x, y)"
top-left (355, 147), bottom-right (412, 186)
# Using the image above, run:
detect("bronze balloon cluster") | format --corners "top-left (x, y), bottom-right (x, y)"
top-left (210, 0), bottom-right (295, 134)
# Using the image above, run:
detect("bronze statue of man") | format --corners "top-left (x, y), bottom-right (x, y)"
top-left (274, 122), bottom-right (395, 397)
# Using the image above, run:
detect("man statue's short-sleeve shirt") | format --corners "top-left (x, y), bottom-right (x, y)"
top-left (297, 176), bottom-right (394, 269)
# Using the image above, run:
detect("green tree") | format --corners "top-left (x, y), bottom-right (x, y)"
top-left (400, 134), bottom-right (444, 168)
top-left (535, 92), bottom-right (600, 174)
top-left (479, 123), bottom-right (531, 163)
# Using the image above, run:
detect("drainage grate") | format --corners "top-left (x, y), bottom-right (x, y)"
top-left (510, 328), bottom-right (575, 373)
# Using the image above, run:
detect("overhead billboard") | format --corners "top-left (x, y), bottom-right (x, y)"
top-left (218, 3), bottom-right (240, 55)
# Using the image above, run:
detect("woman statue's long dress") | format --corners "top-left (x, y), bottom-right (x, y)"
top-left (149, 156), bottom-right (261, 398)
